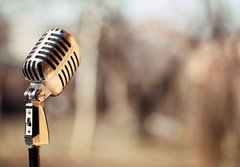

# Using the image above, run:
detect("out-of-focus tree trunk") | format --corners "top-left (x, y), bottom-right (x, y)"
top-left (70, 0), bottom-right (103, 159)
top-left (0, 12), bottom-right (10, 124)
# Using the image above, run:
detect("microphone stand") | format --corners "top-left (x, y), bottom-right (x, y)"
top-left (24, 83), bottom-right (50, 167)
top-left (28, 145), bottom-right (40, 167)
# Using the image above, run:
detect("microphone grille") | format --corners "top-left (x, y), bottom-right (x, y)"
top-left (22, 29), bottom-right (81, 96)
top-left (22, 28), bottom-right (80, 82)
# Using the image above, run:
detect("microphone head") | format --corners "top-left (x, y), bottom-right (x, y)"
top-left (22, 28), bottom-right (81, 96)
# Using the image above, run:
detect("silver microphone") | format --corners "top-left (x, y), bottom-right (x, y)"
top-left (22, 28), bottom-right (81, 100)
top-left (22, 29), bottom-right (81, 146)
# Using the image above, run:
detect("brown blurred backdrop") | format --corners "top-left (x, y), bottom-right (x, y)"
top-left (1, 0), bottom-right (240, 167)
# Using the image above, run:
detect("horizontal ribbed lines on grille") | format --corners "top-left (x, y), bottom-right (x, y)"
top-left (42, 46), bottom-right (62, 61)
top-left (71, 51), bottom-right (80, 71)
top-left (44, 42), bottom-right (65, 56)
top-left (35, 55), bottom-right (56, 70)
top-left (38, 51), bottom-right (59, 65)
top-left (57, 52), bottom-right (80, 87)
top-left (58, 63), bottom-right (72, 87)
top-left (58, 69), bottom-right (67, 87)
top-left (48, 37), bottom-right (68, 52)
top-left (22, 60), bottom-right (45, 81)
top-left (73, 51), bottom-right (80, 66)
top-left (38, 32), bottom-right (72, 71)
top-left (50, 33), bottom-right (71, 47)
top-left (58, 73), bottom-right (65, 87)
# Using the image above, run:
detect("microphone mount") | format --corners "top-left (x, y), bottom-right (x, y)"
top-left (24, 83), bottom-right (52, 102)
top-left (24, 84), bottom-right (50, 167)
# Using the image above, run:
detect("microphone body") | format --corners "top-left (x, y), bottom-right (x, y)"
top-left (22, 29), bottom-right (81, 146)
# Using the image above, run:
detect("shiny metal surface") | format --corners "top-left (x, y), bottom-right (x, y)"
top-left (25, 101), bottom-right (49, 146)
top-left (22, 28), bottom-right (81, 97)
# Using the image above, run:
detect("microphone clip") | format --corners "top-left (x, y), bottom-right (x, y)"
top-left (24, 83), bottom-right (50, 146)
top-left (24, 83), bottom-right (52, 102)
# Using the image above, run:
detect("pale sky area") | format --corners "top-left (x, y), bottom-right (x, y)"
top-left (0, 0), bottom-right (240, 62)
top-left (125, 0), bottom-right (240, 32)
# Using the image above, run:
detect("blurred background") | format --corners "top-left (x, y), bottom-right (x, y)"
top-left (1, 0), bottom-right (240, 166)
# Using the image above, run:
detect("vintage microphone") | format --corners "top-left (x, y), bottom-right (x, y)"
top-left (22, 28), bottom-right (81, 167)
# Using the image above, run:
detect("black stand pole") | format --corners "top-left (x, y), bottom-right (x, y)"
top-left (28, 145), bottom-right (40, 167)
